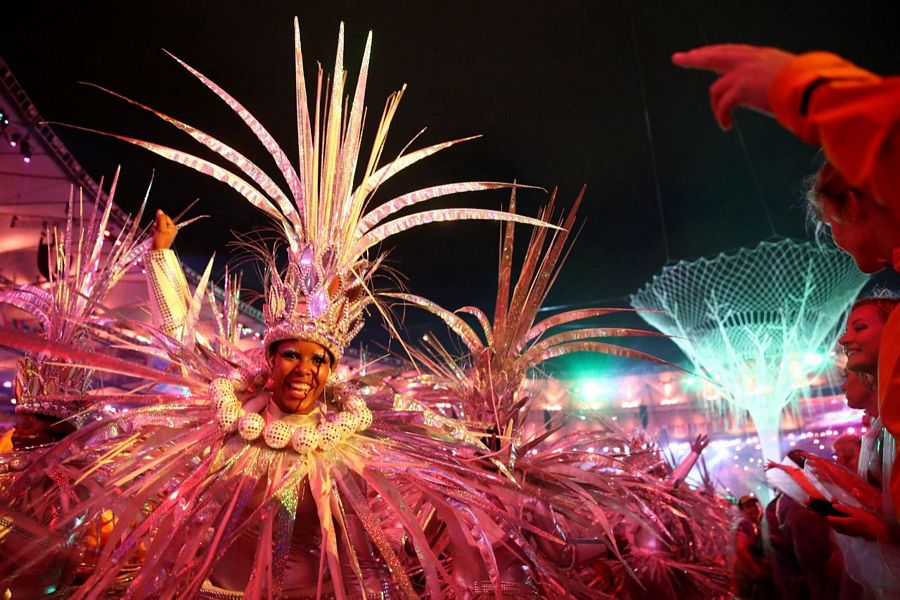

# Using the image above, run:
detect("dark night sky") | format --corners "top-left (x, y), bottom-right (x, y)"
top-left (2, 1), bottom-right (898, 374)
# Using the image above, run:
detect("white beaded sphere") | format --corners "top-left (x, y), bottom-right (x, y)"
top-left (291, 425), bottom-right (320, 454)
top-left (216, 403), bottom-right (241, 433)
top-left (263, 421), bottom-right (294, 449)
top-left (356, 406), bottom-right (373, 431)
top-left (232, 365), bottom-right (268, 392)
top-left (229, 369), bottom-right (251, 393)
top-left (345, 397), bottom-right (368, 411)
top-left (336, 411), bottom-right (360, 435)
top-left (209, 377), bottom-right (232, 396)
top-left (238, 412), bottom-right (265, 441)
top-left (215, 397), bottom-right (241, 414)
top-left (316, 422), bottom-right (342, 451)
top-left (209, 378), bottom-right (238, 411)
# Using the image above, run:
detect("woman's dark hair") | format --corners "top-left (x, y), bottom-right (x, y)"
top-left (267, 339), bottom-right (283, 358)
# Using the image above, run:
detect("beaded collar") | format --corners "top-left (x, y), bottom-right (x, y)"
top-left (208, 375), bottom-right (372, 454)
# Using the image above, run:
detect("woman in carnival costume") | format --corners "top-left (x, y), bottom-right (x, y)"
top-left (0, 20), bottom-right (729, 599)
top-left (0, 20), bottom-right (577, 599)
top-left (0, 170), bottom-right (162, 594)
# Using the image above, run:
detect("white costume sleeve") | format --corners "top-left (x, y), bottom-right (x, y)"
top-left (146, 249), bottom-right (190, 341)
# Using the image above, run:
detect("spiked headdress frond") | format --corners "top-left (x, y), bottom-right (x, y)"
top-left (75, 20), bottom-right (557, 361)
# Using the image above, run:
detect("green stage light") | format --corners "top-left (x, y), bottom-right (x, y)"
top-left (579, 377), bottom-right (607, 407)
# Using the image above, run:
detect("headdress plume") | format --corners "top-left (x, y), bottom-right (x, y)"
top-left (70, 20), bottom-right (558, 361)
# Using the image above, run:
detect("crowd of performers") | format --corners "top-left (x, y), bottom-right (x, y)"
top-left (0, 21), bottom-right (898, 600)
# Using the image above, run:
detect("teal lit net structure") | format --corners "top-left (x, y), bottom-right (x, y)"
top-left (630, 238), bottom-right (867, 463)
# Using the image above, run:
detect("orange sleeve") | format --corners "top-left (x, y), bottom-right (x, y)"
top-left (0, 428), bottom-right (13, 453)
top-left (769, 52), bottom-right (900, 217)
top-left (878, 310), bottom-right (900, 519)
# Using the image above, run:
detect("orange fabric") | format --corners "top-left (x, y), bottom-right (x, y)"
top-left (769, 52), bottom-right (900, 218)
top-left (881, 313), bottom-right (900, 519)
top-left (881, 255), bottom-right (900, 519)
top-left (772, 53), bottom-right (900, 515)
top-left (0, 428), bottom-right (13, 453)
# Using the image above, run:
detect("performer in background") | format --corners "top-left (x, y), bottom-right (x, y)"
top-left (0, 173), bottom-right (151, 448)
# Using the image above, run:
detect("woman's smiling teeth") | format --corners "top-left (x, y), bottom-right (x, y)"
top-left (287, 381), bottom-right (312, 395)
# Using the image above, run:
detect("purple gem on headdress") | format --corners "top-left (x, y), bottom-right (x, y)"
top-left (304, 269), bottom-right (319, 292)
top-left (300, 245), bottom-right (313, 268)
top-left (309, 289), bottom-right (328, 318)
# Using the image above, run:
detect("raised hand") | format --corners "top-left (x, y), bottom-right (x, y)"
top-left (827, 503), bottom-right (888, 541)
top-left (690, 433), bottom-right (710, 455)
top-left (672, 44), bottom-right (795, 130)
top-left (152, 209), bottom-right (177, 250)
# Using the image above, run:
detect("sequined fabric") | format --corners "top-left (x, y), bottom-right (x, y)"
top-left (2, 171), bottom-right (150, 438)
top-left (0, 18), bottom-right (734, 600)
top-left (146, 249), bottom-right (191, 340)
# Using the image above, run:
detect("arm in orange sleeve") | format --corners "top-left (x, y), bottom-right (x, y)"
top-left (878, 310), bottom-right (900, 520)
top-left (769, 52), bottom-right (900, 217)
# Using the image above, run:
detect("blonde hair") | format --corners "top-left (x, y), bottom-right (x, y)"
top-left (851, 294), bottom-right (900, 323)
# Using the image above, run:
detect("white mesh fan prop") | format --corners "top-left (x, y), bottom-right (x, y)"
top-left (631, 238), bottom-right (867, 463)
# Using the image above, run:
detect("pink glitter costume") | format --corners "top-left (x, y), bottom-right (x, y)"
top-left (0, 20), bottom-right (728, 599)
top-left (0, 171), bottom-right (153, 446)
top-left (393, 192), bottom-right (730, 597)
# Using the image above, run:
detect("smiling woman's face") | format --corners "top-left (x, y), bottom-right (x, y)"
top-left (269, 339), bottom-right (332, 414)
top-left (842, 369), bottom-right (876, 414)
top-left (839, 304), bottom-right (887, 377)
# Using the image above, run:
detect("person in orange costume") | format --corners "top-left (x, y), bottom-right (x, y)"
top-left (674, 44), bottom-right (900, 525)
top-left (672, 45), bottom-right (900, 216)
